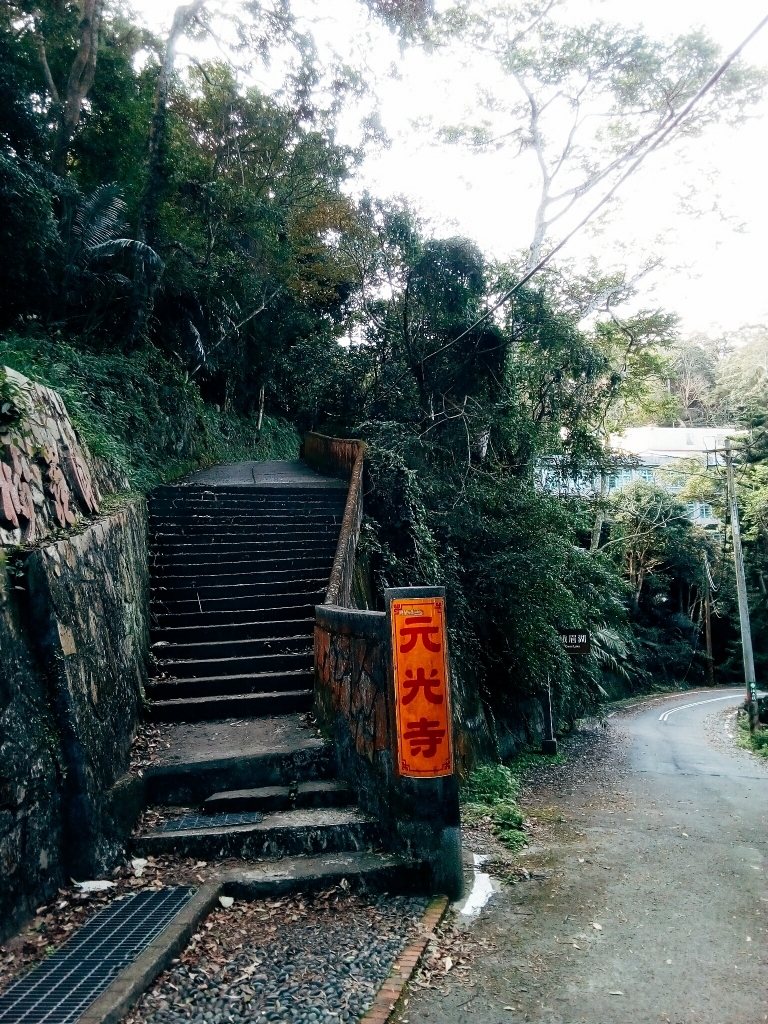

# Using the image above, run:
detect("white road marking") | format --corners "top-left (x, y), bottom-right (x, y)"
top-left (659, 695), bottom-right (741, 722)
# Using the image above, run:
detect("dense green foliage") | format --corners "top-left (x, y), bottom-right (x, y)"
top-left (0, 332), bottom-right (298, 491)
top-left (1, 0), bottom-right (765, 740)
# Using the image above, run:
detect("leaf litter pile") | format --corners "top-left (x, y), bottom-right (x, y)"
top-left (0, 854), bottom-right (231, 993)
top-left (128, 887), bottom-right (428, 1024)
top-left (410, 916), bottom-right (496, 994)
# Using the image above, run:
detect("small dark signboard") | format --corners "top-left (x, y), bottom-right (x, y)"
top-left (559, 630), bottom-right (590, 653)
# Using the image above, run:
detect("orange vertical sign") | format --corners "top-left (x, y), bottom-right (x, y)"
top-left (391, 596), bottom-right (453, 778)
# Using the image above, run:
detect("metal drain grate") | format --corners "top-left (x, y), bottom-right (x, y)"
top-left (0, 886), bottom-right (194, 1024)
top-left (155, 812), bottom-right (264, 832)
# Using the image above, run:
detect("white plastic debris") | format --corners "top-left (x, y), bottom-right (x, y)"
top-left (74, 880), bottom-right (115, 892)
top-left (131, 858), bottom-right (148, 877)
top-left (219, 895), bottom-right (234, 909)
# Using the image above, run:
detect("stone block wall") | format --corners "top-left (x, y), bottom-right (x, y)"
top-left (0, 366), bottom-right (124, 548)
top-left (0, 499), bottom-right (148, 938)
top-left (26, 500), bottom-right (149, 876)
top-left (0, 367), bottom-right (150, 938)
top-left (0, 574), bottom-right (66, 939)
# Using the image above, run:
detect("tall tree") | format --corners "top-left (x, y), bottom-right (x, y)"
top-left (434, 3), bottom-right (765, 267)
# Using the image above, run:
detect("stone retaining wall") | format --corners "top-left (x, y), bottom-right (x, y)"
top-left (0, 570), bottom-right (66, 939)
top-left (0, 366), bottom-right (125, 549)
top-left (27, 500), bottom-right (149, 875)
top-left (0, 499), bottom-right (149, 939)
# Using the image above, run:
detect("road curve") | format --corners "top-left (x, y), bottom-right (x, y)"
top-left (404, 687), bottom-right (768, 1024)
top-left (628, 686), bottom-right (767, 781)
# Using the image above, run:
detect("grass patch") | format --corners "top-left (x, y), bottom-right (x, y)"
top-left (460, 753), bottom-right (563, 853)
top-left (737, 712), bottom-right (768, 759)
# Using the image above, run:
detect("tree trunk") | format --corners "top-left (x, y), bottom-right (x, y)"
top-left (129, 0), bottom-right (207, 346)
top-left (52, 0), bottom-right (102, 175)
top-left (138, 0), bottom-right (207, 245)
top-left (632, 565), bottom-right (644, 612)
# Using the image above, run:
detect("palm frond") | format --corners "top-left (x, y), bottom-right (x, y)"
top-left (590, 625), bottom-right (634, 682)
top-left (88, 238), bottom-right (163, 269)
top-left (74, 184), bottom-right (129, 252)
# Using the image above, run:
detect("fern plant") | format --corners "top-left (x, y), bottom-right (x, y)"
top-left (59, 185), bottom-right (162, 325)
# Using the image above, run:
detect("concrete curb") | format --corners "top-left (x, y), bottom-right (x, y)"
top-left (359, 895), bottom-right (450, 1024)
top-left (77, 883), bottom-right (222, 1024)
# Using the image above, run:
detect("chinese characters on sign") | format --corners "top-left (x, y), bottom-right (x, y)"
top-left (391, 597), bottom-right (453, 777)
top-left (559, 630), bottom-right (590, 654)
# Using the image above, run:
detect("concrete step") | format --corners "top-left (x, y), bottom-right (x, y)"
top-left (144, 688), bottom-right (313, 722)
top-left (151, 555), bottom-right (334, 579)
top-left (220, 852), bottom-right (430, 898)
top-left (154, 648), bottom-right (311, 679)
top-left (153, 568), bottom-right (333, 589)
top-left (151, 599), bottom-right (321, 628)
top-left (152, 482), bottom-right (345, 494)
top-left (151, 631), bottom-right (313, 663)
top-left (143, 715), bottom-right (333, 804)
top-left (150, 577), bottom-right (330, 602)
top-left (148, 511), bottom-right (343, 525)
top-left (204, 780), bottom-right (355, 814)
top-left (146, 668), bottom-right (313, 700)
top-left (150, 541), bottom-right (337, 562)
top-left (150, 527), bottom-right (341, 542)
top-left (149, 504), bottom-right (342, 516)
top-left (134, 807), bottom-right (380, 860)
top-left (150, 489), bottom-right (346, 504)
top-left (149, 502), bottom-right (345, 517)
top-left (151, 615), bottom-right (315, 645)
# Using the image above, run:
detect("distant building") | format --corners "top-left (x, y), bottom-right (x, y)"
top-left (538, 426), bottom-right (741, 529)
top-left (608, 427), bottom-right (738, 529)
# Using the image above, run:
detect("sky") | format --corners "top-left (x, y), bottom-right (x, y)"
top-left (128, 0), bottom-right (768, 337)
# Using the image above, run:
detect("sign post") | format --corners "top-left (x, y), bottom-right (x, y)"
top-left (541, 676), bottom-right (557, 756)
top-left (391, 594), bottom-right (453, 777)
top-left (385, 586), bottom-right (462, 900)
top-left (543, 630), bottom-right (592, 755)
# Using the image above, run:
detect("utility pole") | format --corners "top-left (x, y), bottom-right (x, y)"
top-left (703, 554), bottom-right (715, 688)
top-left (724, 439), bottom-right (760, 731)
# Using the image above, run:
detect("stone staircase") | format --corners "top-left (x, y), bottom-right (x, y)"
top-left (134, 462), bottom-right (421, 888)
top-left (146, 470), bottom-right (347, 721)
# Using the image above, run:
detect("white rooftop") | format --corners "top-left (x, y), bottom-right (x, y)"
top-left (609, 426), bottom-right (742, 459)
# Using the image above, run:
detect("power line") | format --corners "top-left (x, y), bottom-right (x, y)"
top-left (422, 12), bottom-right (768, 366)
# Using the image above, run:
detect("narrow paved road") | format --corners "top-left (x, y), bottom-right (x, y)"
top-left (406, 689), bottom-right (768, 1024)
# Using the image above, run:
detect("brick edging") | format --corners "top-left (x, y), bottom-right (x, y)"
top-left (359, 895), bottom-right (450, 1024)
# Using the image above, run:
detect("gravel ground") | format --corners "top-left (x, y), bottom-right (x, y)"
top-left (128, 888), bottom-right (429, 1024)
